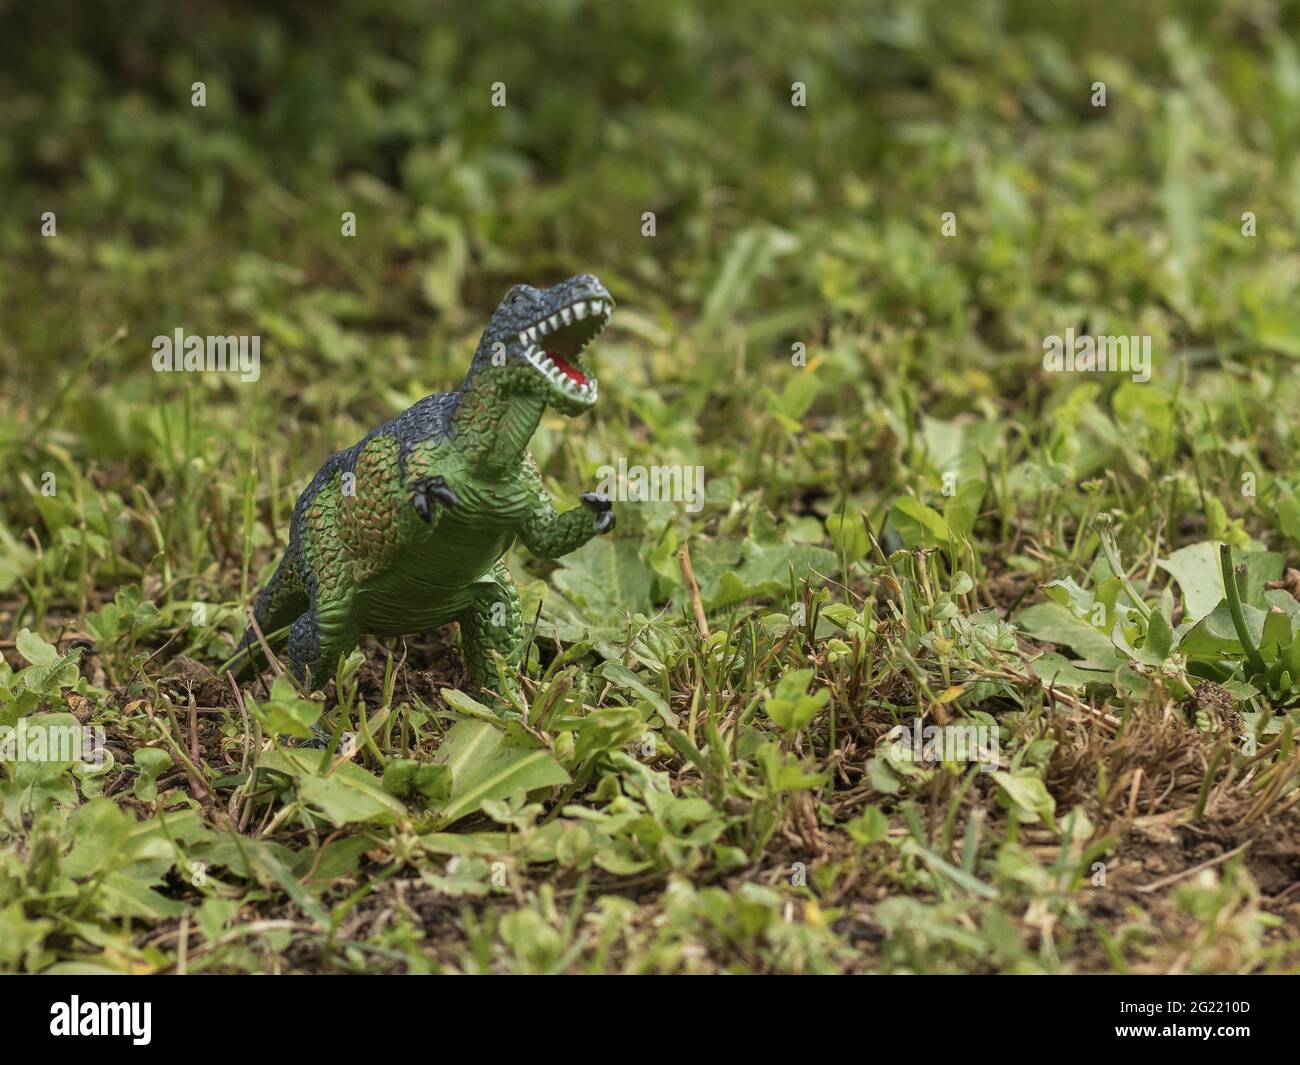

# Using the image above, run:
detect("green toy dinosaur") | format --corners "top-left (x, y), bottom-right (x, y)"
top-left (230, 274), bottom-right (616, 700)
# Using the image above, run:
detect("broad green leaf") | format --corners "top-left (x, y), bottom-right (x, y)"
top-left (132, 748), bottom-right (172, 802)
top-left (246, 673), bottom-right (321, 739)
top-left (1017, 601), bottom-right (1121, 668)
top-left (296, 773), bottom-right (400, 826)
top-left (993, 770), bottom-right (1056, 826)
top-left (757, 742), bottom-right (827, 792)
top-left (259, 749), bottom-right (407, 826)
top-left (63, 799), bottom-right (134, 878)
top-left (1159, 542), bottom-right (1284, 624)
top-left (383, 759), bottom-right (453, 802)
top-left (431, 720), bottom-right (569, 827)
top-left (763, 668), bottom-right (829, 733)
top-left (1142, 609), bottom-right (1174, 663)
top-left (573, 707), bottom-right (644, 765)
top-left (440, 687), bottom-right (501, 723)
top-left (600, 661), bottom-right (671, 721)
top-left (1178, 600), bottom-right (1261, 658)
top-left (15, 629), bottom-right (59, 668)
top-left (690, 538), bottom-right (837, 611)
top-left (844, 806), bottom-right (889, 845)
top-left (890, 496), bottom-right (951, 548)
top-left (551, 537), bottom-right (654, 622)
top-left (1157, 542), bottom-right (1223, 623)
top-left (943, 480), bottom-right (986, 539)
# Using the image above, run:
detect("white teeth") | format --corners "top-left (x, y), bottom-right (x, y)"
top-left (517, 303), bottom-right (605, 403)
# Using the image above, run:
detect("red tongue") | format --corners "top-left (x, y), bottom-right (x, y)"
top-left (548, 352), bottom-right (587, 385)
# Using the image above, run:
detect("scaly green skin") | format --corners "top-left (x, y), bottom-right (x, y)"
top-left (233, 274), bottom-right (616, 700)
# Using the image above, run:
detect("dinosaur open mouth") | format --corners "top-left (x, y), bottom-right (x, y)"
top-left (547, 352), bottom-right (587, 385)
top-left (517, 297), bottom-right (611, 399)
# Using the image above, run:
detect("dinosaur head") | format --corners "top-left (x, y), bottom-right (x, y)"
top-left (470, 274), bottom-right (613, 415)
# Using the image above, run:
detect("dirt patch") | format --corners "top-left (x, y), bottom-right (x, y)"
top-left (1193, 681), bottom-right (1241, 730)
top-left (1134, 802), bottom-right (1300, 901)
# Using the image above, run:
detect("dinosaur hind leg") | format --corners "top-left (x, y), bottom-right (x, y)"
top-left (459, 562), bottom-right (525, 704)
top-left (286, 590), bottom-right (360, 691)
top-left (232, 553), bottom-right (309, 679)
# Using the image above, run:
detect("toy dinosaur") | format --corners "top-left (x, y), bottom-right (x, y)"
top-left (230, 274), bottom-right (616, 700)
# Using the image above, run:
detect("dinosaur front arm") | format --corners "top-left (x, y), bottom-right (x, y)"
top-left (518, 495), bottom-right (607, 559)
top-left (515, 457), bottom-right (614, 559)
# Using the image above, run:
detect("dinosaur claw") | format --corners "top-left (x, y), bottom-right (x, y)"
top-left (411, 475), bottom-right (459, 522)
top-left (581, 491), bottom-right (615, 534)
top-left (428, 475), bottom-right (460, 508)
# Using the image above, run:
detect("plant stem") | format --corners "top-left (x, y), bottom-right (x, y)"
top-left (1095, 516), bottom-right (1150, 621)
top-left (1219, 543), bottom-right (1268, 678)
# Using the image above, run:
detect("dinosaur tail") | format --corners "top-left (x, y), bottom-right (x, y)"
top-left (224, 553), bottom-right (309, 680)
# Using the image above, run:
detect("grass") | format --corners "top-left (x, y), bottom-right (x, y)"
top-left (2, 0), bottom-right (1300, 973)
